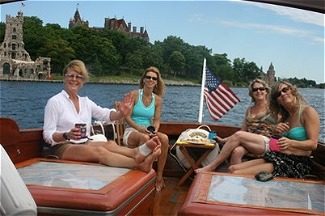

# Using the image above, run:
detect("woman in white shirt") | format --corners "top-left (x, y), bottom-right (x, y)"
top-left (43, 60), bottom-right (161, 172)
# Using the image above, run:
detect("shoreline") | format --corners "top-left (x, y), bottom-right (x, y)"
top-left (0, 77), bottom-right (200, 86)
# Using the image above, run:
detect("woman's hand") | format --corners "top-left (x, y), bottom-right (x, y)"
top-left (277, 137), bottom-right (290, 150)
top-left (117, 93), bottom-right (134, 118)
top-left (66, 127), bottom-right (82, 140)
top-left (273, 122), bottom-right (290, 135)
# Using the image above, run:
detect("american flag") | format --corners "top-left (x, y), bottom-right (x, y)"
top-left (204, 68), bottom-right (240, 121)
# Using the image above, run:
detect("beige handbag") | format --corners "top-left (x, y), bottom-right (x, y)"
top-left (89, 121), bottom-right (112, 142)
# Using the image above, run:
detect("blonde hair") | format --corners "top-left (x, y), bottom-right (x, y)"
top-left (270, 80), bottom-right (307, 122)
top-left (63, 59), bottom-right (89, 81)
top-left (248, 79), bottom-right (270, 102)
top-left (139, 66), bottom-right (165, 96)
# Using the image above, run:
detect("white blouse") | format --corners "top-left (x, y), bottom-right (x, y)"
top-left (43, 90), bottom-right (115, 145)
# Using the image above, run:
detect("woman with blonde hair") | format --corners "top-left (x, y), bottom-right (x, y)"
top-left (196, 78), bottom-right (276, 173)
top-left (43, 60), bottom-right (161, 173)
top-left (230, 81), bottom-right (319, 178)
top-left (123, 66), bottom-right (169, 192)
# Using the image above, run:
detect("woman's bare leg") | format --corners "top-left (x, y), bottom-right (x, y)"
top-left (229, 158), bottom-right (266, 172)
top-left (155, 132), bottom-right (168, 192)
top-left (126, 130), bottom-right (150, 148)
top-left (125, 131), bottom-right (168, 191)
top-left (230, 146), bottom-right (248, 165)
top-left (138, 147), bottom-right (162, 173)
top-left (62, 145), bottom-right (137, 168)
top-left (232, 161), bottom-right (274, 176)
top-left (195, 131), bottom-right (265, 173)
top-left (91, 138), bottom-right (159, 163)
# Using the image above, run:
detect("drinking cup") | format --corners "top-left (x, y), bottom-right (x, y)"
top-left (75, 123), bottom-right (87, 138)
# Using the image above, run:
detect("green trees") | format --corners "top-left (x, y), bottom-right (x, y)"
top-left (0, 15), bottom-right (319, 87)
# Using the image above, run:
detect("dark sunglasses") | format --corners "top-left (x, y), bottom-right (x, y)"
top-left (252, 87), bottom-right (266, 92)
top-left (145, 75), bottom-right (158, 81)
top-left (276, 87), bottom-right (290, 98)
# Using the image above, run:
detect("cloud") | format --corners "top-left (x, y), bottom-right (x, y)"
top-left (241, 1), bottom-right (325, 27)
top-left (220, 20), bottom-right (324, 44)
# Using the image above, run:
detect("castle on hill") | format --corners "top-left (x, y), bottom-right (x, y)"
top-left (69, 8), bottom-right (149, 42)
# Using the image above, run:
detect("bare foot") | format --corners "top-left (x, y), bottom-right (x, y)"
top-left (194, 166), bottom-right (213, 174)
top-left (135, 137), bottom-right (161, 163)
top-left (138, 148), bottom-right (161, 173)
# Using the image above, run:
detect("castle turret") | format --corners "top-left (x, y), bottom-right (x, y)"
top-left (69, 8), bottom-right (89, 29)
top-left (266, 62), bottom-right (276, 87)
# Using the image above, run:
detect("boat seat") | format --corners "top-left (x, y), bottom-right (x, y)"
top-left (309, 142), bottom-right (325, 179)
top-left (0, 117), bottom-right (42, 163)
top-left (0, 118), bottom-right (21, 158)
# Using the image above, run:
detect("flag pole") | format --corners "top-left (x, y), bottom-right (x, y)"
top-left (198, 58), bottom-right (206, 123)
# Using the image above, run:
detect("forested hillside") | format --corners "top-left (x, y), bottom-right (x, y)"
top-left (0, 16), bottom-right (321, 88)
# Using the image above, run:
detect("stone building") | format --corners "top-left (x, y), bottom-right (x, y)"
top-left (69, 8), bottom-right (149, 42)
top-left (104, 18), bottom-right (149, 42)
top-left (0, 11), bottom-right (51, 80)
top-left (264, 63), bottom-right (276, 87)
top-left (69, 8), bottom-right (89, 29)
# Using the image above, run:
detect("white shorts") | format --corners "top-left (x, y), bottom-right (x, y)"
top-left (122, 127), bottom-right (137, 146)
top-left (261, 135), bottom-right (271, 155)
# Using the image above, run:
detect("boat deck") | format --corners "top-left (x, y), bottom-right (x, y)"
top-left (151, 177), bottom-right (190, 216)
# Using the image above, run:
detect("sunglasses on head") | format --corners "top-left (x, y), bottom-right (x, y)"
top-left (145, 75), bottom-right (158, 81)
top-left (276, 86), bottom-right (290, 98)
top-left (252, 87), bottom-right (266, 92)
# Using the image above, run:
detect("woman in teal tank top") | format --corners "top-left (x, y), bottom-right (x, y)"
top-left (230, 81), bottom-right (320, 178)
top-left (123, 66), bottom-right (169, 192)
top-left (196, 79), bottom-right (278, 174)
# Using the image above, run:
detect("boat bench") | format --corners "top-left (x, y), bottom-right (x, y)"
top-left (179, 172), bottom-right (325, 216)
top-left (0, 117), bottom-right (156, 216)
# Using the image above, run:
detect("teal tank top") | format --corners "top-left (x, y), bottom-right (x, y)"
top-left (283, 127), bottom-right (307, 141)
top-left (131, 89), bottom-right (155, 127)
top-left (282, 104), bottom-right (308, 141)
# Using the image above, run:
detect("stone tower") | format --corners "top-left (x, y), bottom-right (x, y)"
top-left (0, 11), bottom-right (51, 79)
top-left (265, 63), bottom-right (276, 87)
top-left (1, 11), bottom-right (31, 61)
top-left (69, 8), bottom-right (89, 29)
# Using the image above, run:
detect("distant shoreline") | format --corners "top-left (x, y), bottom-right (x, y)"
top-left (0, 77), bottom-right (200, 86)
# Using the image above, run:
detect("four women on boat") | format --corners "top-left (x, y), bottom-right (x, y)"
top-left (43, 60), bottom-right (161, 173)
top-left (123, 66), bottom-right (169, 192)
top-left (43, 59), bottom-right (318, 181)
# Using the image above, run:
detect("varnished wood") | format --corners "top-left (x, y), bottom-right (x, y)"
top-left (150, 177), bottom-right (190, 216)
top-left (2, 117), bottom-right (323, 215)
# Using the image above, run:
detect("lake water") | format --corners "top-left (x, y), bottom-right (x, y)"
top-left (0, 80), bottom-right (324, 142)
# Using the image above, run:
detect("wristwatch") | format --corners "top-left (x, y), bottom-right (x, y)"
top-left (63, 132), bottom-right (69, 140)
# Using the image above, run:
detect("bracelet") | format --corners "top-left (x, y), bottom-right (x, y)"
top-left (63, 132), bottom-right (69, 140)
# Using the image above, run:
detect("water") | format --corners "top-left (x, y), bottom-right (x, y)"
top-left (0, 81), bottom-right (324, 142)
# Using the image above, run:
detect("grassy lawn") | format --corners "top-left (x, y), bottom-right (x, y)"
top-left (51, 73), bottom-right (199, 86)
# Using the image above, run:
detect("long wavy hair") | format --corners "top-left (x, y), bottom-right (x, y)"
top-left (270, 80), bottom-right (307, 122)
top-left (139, 66), bottom-right (165, 97)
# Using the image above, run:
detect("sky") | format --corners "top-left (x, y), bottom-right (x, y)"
top-left (1, 0), bottom-right (324, 83)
